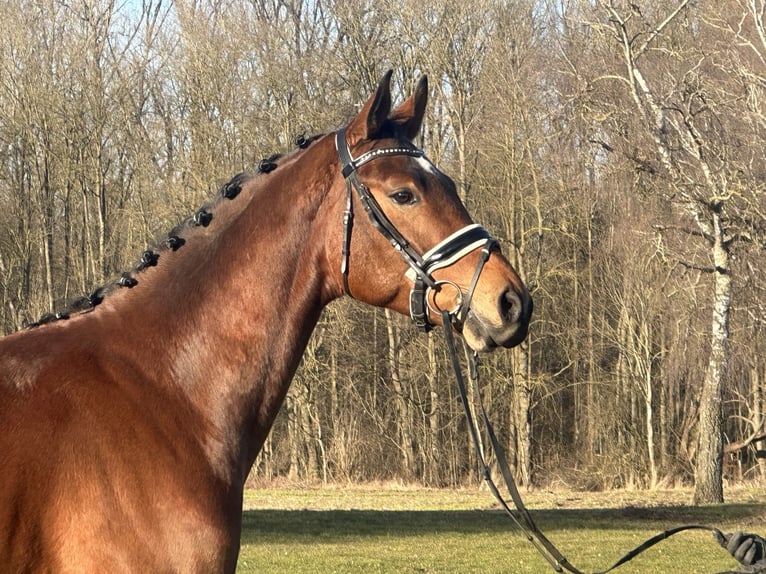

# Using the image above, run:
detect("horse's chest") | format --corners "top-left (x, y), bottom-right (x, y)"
top-left (48, 499), bottom-right (239, 573)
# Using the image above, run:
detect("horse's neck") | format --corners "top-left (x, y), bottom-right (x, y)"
top-left (104, 148), bottom-right (334, 485)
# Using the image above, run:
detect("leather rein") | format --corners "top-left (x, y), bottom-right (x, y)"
top-left (335, 126), bottom-right (729, 573)
top-left (440, 317), bottom-right (726, 574)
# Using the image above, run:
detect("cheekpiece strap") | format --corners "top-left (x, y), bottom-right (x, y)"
top-left (336, 128), bottom-right (435, 294)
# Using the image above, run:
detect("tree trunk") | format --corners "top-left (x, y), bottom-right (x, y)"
top-left (0, 252), bottom-right (18, 331)
top-left (512, 343), bottom-right (532, 486)
top-left (299, 384), bottom-right (318, 482)
top-left (753, 367), bottom-right (765, 482)
top-left (642, 319), bottom-right (658, 489)
top-left (426, 333), bottom-right (441, 485)
top-left (659, 326), bottom-right (669, 478)
top-left (287, 394), bottom-right (300, 480)
top-left (385, 309), bottom-right (414, 477)
top-left (40, 153), bottom-right (55, 313)
top-left (585, 203), bottom-right (596, 458)
top-left (693, 211), bottom-right (730, 504)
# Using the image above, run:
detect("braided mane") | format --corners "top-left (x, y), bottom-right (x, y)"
top-left (28, 135), bottom-right (325, 328)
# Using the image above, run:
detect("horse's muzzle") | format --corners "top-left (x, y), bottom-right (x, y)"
top-left (462, 287), bottom-right (532, 352)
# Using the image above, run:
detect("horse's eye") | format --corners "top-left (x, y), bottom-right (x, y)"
top-left (390, 189), bottom-right (416, 205)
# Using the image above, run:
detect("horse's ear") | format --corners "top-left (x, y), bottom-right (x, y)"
top-left (390, 75), bottom-right (428, 141)
top-left (344, 70), bottom-right (393, 146)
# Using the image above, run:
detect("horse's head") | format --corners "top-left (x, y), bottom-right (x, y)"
top-left (329, 71), bottom-right (532, 352)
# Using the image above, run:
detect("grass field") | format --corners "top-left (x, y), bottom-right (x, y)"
top-left (236, 484), bottom-right (766, 573)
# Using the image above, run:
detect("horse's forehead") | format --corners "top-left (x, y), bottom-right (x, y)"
top-left (413, 155), bottom-right (441, 177)
top-left (379, 153), bottom-right (448, 187)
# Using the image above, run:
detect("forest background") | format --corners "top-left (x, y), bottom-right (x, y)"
top-left (1, 0), bottom-right (765, 505)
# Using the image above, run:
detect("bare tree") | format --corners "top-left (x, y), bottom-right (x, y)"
top-left (569, 0), bottom-right (766, 501)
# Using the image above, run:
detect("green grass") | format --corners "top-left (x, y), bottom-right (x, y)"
top-left (237, 485), bottom-right (766, 573)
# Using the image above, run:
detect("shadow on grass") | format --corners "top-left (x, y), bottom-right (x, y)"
top-left (241, 503), bottom-right (765, 545)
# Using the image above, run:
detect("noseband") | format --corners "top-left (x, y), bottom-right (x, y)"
top-left (335, 127), bottom-right (497, 332)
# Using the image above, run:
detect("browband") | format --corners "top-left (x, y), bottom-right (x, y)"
top-left (340, 146), bottom-right (425, 178)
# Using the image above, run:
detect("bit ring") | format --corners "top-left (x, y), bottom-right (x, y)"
top-left (426, 280), bottom-right (464, 318)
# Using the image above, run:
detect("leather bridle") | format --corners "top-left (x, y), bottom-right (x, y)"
top-left (335, 127), bottom-right (497, 332)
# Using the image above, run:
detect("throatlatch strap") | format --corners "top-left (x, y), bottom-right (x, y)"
top-left (341, 180), bottom-right (355, 297)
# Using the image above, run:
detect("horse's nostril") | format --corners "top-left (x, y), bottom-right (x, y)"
top-left (499, 287), bottom-right (522, 323)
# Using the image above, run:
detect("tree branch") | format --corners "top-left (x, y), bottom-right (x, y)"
top-left (654, 224), bottom-right (714, 244)
top-left (634, 0), bottom-right (692, 59)
top-left (677, 260), bottom-right (717, 274)
top-left (724, 420), bottom-right (766, 453)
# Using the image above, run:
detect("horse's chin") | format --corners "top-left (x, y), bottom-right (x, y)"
top-left (462, 312), bottom-right (529, 353)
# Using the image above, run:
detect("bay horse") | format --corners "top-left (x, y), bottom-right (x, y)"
top-left (0, 71), bottom-right (532, 573)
